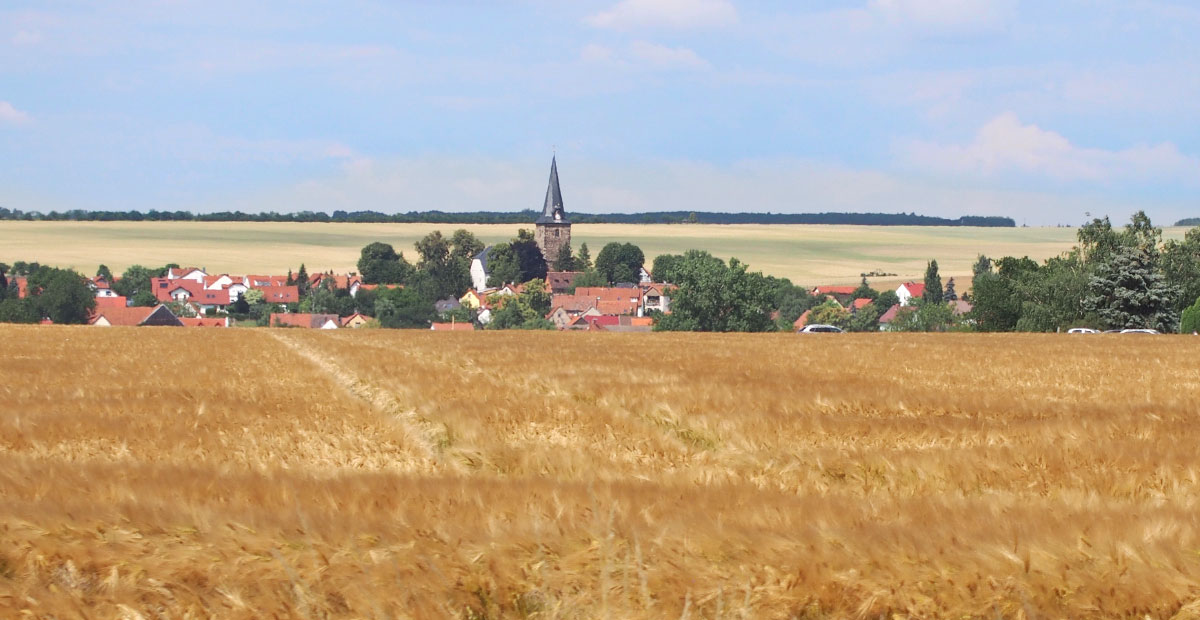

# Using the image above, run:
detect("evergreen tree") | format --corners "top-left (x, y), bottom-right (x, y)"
top-left (577, 243), bottom-right (592, 270)
top-left (922, 260), bottom-right (943, 304)
top-left (286, 270), bottom-right (295, 286)
top-left (944, 277), bottom-right (957, 301)
top-left (296, 264), bottom-right (309, 296)
top-left (972, 255), bottom-right (992, 276)
top-left (851, 276), bottom-right (878, 301)
top-left (1085, 245), bottom-right (1180, 331)
top-left (553, 242), bottom-right (575, 272)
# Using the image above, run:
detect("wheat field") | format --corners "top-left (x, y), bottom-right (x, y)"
top-left (3, 326), bottom-right (1200, 618)
top-left (2, 221), bottom-right (1160, 286)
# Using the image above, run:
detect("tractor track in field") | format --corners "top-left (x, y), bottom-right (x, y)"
top-left (268, 331), bottom-right (464, 473)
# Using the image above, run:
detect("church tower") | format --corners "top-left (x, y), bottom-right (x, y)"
top-left (535, 156), bottom-right (571, 269)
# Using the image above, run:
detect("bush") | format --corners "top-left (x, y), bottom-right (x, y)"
top-left (1181, 297), bottom-right (1200, 333)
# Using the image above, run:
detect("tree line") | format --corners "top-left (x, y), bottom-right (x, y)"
top-left (0, 206), bottom-right (1014, 227)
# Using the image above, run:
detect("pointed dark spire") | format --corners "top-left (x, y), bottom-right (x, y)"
top-left (536, 156), bottom-right (567, 224)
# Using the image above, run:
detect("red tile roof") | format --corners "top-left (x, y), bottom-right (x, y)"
top-left (431, 322), bottom-right (475, 331)
top-left (879, 304), bottom-right (902, 324)
top-left (179, 317), bottom-right (227, 327)
top-left (95, 296), bottom-right (128, 308)
top-left (245, 275), bottom-right (290, 287)
top-left (812, 286), bottom-right (858, 296)
top-left (900, 282), bottom-right (926, 298)
top-left (851, 298), bottom-right (873, 310)
top-left (258, 286), bottom-right (300, 304)
top-left (793, 310), bottom-right (811, 330)
top-left (269, 313), bottom-right (339, 328)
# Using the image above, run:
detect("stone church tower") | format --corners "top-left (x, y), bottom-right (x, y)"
top-left (535, 156), bottom-right (571, 269)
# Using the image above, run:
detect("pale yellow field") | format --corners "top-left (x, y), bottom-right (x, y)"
top-left (3, 326), bottom-right (1200, 618)
top-left (5, 221), bottom-right (1182, 285)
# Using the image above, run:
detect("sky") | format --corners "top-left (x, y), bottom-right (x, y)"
top-left (1, 0), bottom-right (1198, 225)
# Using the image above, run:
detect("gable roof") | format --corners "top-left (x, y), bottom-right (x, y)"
top-left (167, 267), bottom-right (206, 279)
top-left (547, 271), bottom-right (582, 292)
top-left (793, 310), bottom-right (811, 330)
top-left (95, 296), bottom-right (128, 308)
top-left (269, 313), bottom-right (339, 328)
top-left (899, 282), bottom-right (926, 298)
top-left (340, 312), bottom-right (370, 327)
top-left (245, 275), bottom-right (290, 287)
top-left (879, 304), bottom-right (902, 324)
top-left (812, 285), bottom-right (858, 296)
top-left (850, 298), bottom-right (873, 310)
top-left (91, 304), bottom-right (183, 327)
top-left (431, 322), bottom-right (475, 331)
top-left (179, 317), bottom-right (227, 327)
top-left (258, 286), bottom-right (300, 304)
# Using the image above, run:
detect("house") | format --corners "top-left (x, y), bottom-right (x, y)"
top-left (91, 277), bottom-right (121, 298)
top-left (548, 305), bottom-right (602, 330)
top-left (434, 297), bottom-right (462, 313)
top-left (640, 284), bottom-right (671, 315)
top-left (167, 267), bottom-right (207, 281)
top-left (90, 304), bottom-right (183, 327)
top-left (546, 271), bottom-right (582, 294)
top-left (950, 300), bottom-right (973, 316)
top-left (459, 289), bottom-right (488, 310)
top-left (470, 247), bottom-right (494, 292)
top-left (257, 285), bottom-right (300, 305)
top-left (179, 317), bottom-right (229, 327)
top-left (341, 313), bottom-right (370, 328)
top-left (896, 282), bottom-right (926, 306)
top-left (849, 298), bottom-right (873, 313)
top-left (793, 310), bottom-right (812, 331)
top-left (245, 275), bottom-right (290, 288)
top-left (95, 295), bottom-right (128, 309)
top-left (878, 304), bottom-right (902, 330)
top-left (203, 274), bottom-right (235, 290)
top-left (270, 313), bottom-right (339, 329)
top-left (311, 273), bottom-right (362, 297)
top-left (638, 266), bottom-right (652, 284)
top-left (431, 322), bottom-right (475, 331)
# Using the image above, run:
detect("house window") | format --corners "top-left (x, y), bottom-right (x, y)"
top-left (553, 229), bottom-right (559, 237)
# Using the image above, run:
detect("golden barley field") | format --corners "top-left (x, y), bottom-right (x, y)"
top-left (8, 221), bottom-right (1188, 286)
top-left (3, 326), bottom-right (1200, 618)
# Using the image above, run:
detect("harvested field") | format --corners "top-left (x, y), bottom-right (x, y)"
top-left (2, 326), bottom-right (1200, 617)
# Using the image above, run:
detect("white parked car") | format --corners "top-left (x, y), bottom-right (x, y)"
top-left (799, 324), bottom-right (844, 333)
top-left (1067, 328), bottom-right (1099, 334)
top-left (1120, 328), bottom-right (1160, 335)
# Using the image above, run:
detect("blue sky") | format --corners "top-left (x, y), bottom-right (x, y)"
top-left (1, 0), bottom-right (1198, 225)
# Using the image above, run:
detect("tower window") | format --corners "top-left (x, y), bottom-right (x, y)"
top-left (553, 229), bottom-right (559, 237)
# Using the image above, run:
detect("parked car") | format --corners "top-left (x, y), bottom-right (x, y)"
top-left (799, 324), bottom-right (844, 333)
top-left (1067, 328), bottom-right (1099, 334)
top-left (1120, 328), bottom-right (1160, 334)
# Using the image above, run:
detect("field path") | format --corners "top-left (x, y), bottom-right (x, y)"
top-left (267, 331), bottom-right (462, 473)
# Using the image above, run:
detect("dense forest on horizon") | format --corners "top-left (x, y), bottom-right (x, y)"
top-left (0, 207), bottom-right (1016, 227)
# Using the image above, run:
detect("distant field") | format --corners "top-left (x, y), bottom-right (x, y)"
top-left (0, 221), bottom-right (1189, 286)
top-left (3, 327), bottom-right (1200, 617)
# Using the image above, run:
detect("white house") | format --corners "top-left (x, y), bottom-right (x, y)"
top-left (896, 282), bottom-right (926, 306)
top-left (167, 267), bottom-right (207, 282)
top-left (204, 274), bottom-right (235, 290)
top-left (470, 247), bottom-right (493, 292)
top-left (639, 285), bottom-right (670, 316)
top-left (226, 282), bottom-right (248, 302)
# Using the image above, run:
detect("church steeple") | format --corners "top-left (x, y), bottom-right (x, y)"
top-left (536, 156), bottom-right (567, 224)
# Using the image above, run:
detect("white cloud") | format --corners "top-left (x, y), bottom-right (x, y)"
top-left (586, 0), bottom-right (737, 30)
top-left (0, 101), bottom-right (30, 125)
top-left (904, 112), bottom-right (1200, 182)
top-left (628, 41), bottom-right (709, 69)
